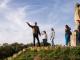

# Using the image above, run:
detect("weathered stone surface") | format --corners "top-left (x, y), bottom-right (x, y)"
top-left (71, 32), bottom-right (76, 47)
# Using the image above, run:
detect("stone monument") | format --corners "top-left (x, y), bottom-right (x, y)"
top-left (71, 3), bottom-right (80, 47)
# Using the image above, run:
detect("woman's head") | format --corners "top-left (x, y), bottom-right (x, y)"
top-left (51, 28), bottom-right (54, 31)
top-left (43, 31), bottom-right (46, 34)
top-left (65, 25), bottom-right (71, 30)
top-left (65, 25), bottom-right (68, 28)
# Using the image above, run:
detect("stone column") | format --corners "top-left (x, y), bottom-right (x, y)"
top-left (71, 3), bottom-right (80, 46)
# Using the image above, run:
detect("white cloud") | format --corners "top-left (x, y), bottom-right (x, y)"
top-left (0, 0), bottom-right (33, 44)
top-left (0, 0), bottom-right (11, 8)
top-left (27, 7), bottom-right (48, 15)
top-left (5, 7), bottom-right (26, 29)
top-left (0, 0), bottom-right (75, 45)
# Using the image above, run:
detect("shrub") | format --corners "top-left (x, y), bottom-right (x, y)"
top-left (0, 42), bottom-right (27, 59)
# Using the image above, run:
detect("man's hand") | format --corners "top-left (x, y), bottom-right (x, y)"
top-left (39, 33), bottom-right (41, 36)
top-left (26, 22), bottom-right (29, 25)
top-left (26, 22), bottom-right (32, 28)
top-left (26, 22), bottom-right (28, 24)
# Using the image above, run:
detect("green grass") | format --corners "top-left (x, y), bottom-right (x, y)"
top-left (13, 46), bottom-right (80, 60)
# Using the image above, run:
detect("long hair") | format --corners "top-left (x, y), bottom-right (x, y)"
top-left (65, 25), bottom-right (71, 30)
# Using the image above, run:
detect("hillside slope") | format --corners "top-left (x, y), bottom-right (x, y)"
top-left (13, 46), bottom-right (80, 60)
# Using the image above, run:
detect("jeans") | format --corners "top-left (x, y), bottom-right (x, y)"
top-left (33, 33), bottom-right (40, 46)
top-left (43, 39), bottom-right (47, 46)
top-left (51, 39), bottom-right (54, 46)
top-left (65, 34), bottom-right (70, 45)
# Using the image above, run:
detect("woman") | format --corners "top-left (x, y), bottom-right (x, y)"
top-left (65, 25), bottom-right (72, 46)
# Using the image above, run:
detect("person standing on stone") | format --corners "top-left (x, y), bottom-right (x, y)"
top-left (65, 25), bottom-right (72, 46)
top-left (50, 28), bottom-right (55, 46)
top-left (26, 22), bottom-right (41, 46)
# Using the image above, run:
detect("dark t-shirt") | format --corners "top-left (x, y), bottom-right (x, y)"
top-left (32, 26), bottom-right (40, 35)
top-left (27, 23), bottom-right (40, 35)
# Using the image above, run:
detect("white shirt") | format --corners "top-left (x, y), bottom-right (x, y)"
top-left (41, 32), bottom-right (47, 39)
top-left (50, 30), bottom-right (55, 40)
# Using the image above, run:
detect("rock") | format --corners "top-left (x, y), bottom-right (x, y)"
top-left (34, 55), bottom-right (41, 60)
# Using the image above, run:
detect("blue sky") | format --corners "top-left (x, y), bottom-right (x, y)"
top-left (0, 0), bottom-right (80, 45)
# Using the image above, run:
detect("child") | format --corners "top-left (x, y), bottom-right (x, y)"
top-left (50, 28), bottom-right (55, 46)
top-left (41, 31), bottom-right (48, 46)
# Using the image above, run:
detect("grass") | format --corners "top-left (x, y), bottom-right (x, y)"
top-left (13, 46), bottom-right (80, 60)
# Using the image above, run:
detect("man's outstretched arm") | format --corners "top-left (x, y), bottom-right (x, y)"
top-left (26, 22), bottom-right (33, 28)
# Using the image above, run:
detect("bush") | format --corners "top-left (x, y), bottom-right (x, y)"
top-left (0, 42), bottom-right (27, 59)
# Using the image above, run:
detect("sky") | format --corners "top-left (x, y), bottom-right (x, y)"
top-left (0, 0), bottom-right (80, 45)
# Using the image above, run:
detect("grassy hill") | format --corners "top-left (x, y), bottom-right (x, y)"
top-left (13, 46), bottom-right (80, 60)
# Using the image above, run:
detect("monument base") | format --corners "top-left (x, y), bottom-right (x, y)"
top-left (71, 31), bottom-right (80, 47)
top-left (71, 32), bottom-right (76, 47)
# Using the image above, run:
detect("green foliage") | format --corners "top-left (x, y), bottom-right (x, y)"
top-left (1, 43), bottom-right (80, 60)
top-left (14, 46), bottom-right (80, 60)
top-left (0, 42), bottom-right (27, 60)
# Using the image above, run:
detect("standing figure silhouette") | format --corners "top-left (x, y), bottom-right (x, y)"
top-left (26, 22), bottom-right (41, 46)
